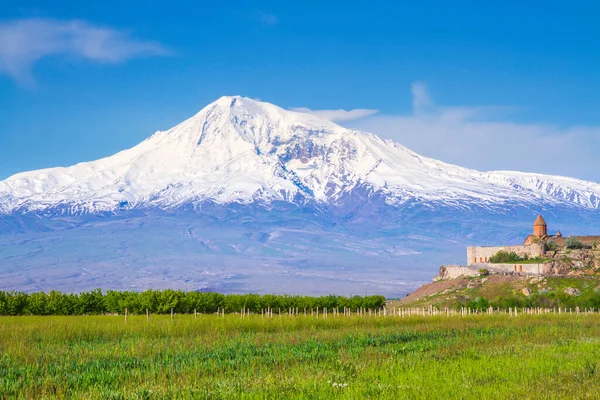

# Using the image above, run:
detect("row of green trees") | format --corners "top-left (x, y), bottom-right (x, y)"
top-left (0, 289), bottom-right (386, 316)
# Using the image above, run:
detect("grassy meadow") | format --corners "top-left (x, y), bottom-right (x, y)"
top-left (2, 313), bottom-right (600, 399)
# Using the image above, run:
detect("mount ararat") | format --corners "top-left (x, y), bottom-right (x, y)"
top-left (1, 96), bottom-right (600, 296)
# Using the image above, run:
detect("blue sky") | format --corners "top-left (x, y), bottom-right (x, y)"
top-left (1, 1), bottom-right (600, 181)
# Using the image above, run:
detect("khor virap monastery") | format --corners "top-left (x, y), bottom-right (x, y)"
top-left (437, 215), bottom-right (600, 280)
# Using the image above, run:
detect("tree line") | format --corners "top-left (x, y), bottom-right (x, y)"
top-left (0, 289), bottom-right (386, 316)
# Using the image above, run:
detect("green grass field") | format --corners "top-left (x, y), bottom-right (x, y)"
top-left (2, 313), bottom-right (600, 399)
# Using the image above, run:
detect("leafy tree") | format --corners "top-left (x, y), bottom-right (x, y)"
top-left (25, 292), bottom-right (49, 315)
top-left (46, 290), bottom-right (76, 315)
top-left (104, 290), bottom-right (126, 314)
top-left (466, 297), bottom-right (489, 310)
top-left (566, 237), bottom-right (584, 249)
top-left (489, 251), bottom-right (527, 263)
top-left (3, 291), bottom-right (28, 316)
top-left (77, 289), bottom-right (105, 315)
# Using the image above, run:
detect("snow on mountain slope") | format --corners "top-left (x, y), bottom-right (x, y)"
top-left (2, 95), bottom-right (600, 215)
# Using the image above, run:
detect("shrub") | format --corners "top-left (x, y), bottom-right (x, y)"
top-left (466, 296), bottom-right (489, 310)
top-left (478, 268), bottom-right (489, 275)
top-left (546, 240), bottom-right (558, 251)
top-left (489, 251), bottom-right (527, 263)
top-left (566, 237), bottom-right (584, 249)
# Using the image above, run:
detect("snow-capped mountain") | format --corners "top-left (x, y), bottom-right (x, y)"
top-left (2, 96), bottom-right (600, 296)
top-left (2, 95), bottom-right (600, 215)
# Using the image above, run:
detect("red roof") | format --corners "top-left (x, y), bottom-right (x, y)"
top-left (533, 214), bottom-right (547, 226)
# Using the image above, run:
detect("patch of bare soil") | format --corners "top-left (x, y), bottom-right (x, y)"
top-left (390, 275), bottom-right (529, 307)
top-left (391, 279), bottom-right (469, 306)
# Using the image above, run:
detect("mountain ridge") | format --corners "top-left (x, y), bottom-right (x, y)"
top-left (2, 95), bottom-right (600, 216)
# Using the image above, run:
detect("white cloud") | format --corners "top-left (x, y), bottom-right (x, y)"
top-left (411, 81), bottom-right (434, 114)
top-left (0, 18), bottom-right (168, 84)
top-left (290, 107), bottom-right (379, 122)
top-left (258, 13), bottom-right (278, 26)
top-left (345, 82), bottom-right (600, 183)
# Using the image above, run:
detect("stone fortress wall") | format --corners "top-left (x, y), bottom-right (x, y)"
top-left (437, 263), bottom-right (545, 280)
top-left (483, 263), bottom-right (544, 275)
top-left (551, 236), bottom-right (600, 248)
top-left (436, 265), bottom-right (481, 280)
top-left (466, 243), bottom-right (545, 266)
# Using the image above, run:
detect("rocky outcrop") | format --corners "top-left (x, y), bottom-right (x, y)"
top-left (541, 249), bottom-right (600, 276)
top-left (564, 287), bottom-right (581, 296)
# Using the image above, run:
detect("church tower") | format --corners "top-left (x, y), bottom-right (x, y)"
top-left (533, 214), bottom-right (547, 237)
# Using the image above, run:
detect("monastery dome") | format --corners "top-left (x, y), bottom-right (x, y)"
top-left (534, 214), bottom-right (547, 226)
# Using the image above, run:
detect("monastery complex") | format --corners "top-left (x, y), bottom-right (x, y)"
top-left (437, 215), bottom-right (600, 280)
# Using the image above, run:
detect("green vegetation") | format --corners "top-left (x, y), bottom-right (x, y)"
top-left (463, 288), bottom-right (600, 310)
top-left (489, 250), bottom-right (524, 263)
top-left (2, 313), bottom-right (600, 399)
top-left (393, 276), bottom-right (600, 311)
top-left (0, 290), bottom-right (385, 316)
top-left (488, 250), bottom-right (546, 264)
top-left (566, 237), bottom-right (585, 249)
top-left (560, 255), bottom-right (574, 264)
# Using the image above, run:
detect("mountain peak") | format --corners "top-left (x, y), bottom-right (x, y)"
top-left (172, 95), bottom-right (343, 153)
top-left (203, 95), bottom-right (340, 129)
top-left (211, 95), bottom-right (256, 110)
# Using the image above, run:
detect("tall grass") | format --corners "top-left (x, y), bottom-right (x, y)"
top-left (1, 313), bottom-right (600, 399)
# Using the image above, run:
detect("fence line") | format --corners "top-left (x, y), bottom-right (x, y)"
top-left (132, 305), bottom-right (595, 321)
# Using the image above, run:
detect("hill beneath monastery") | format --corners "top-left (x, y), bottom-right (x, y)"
top-left (389, 275), bottom-right (600, 310)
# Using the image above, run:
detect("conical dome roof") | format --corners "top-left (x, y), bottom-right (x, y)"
top-left (534, 214), bottom-right (547, 226)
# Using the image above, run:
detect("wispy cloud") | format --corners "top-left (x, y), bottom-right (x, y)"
top-left (258, 13), bottom-right (278, 26)
top-left (411, 81), bottom-right (434, 114)
top-left (290, 107), bottom-right (379, 123)
top-left (0, 18), bottom-right (168, 85)
top-left (346, 82), bottom-right (600, 182)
